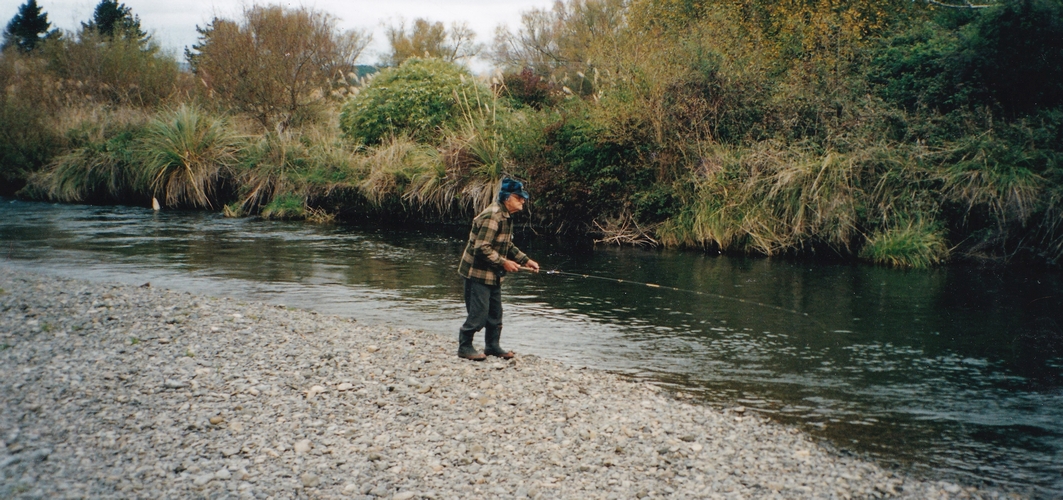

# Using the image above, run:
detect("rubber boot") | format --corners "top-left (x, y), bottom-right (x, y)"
top-left (458, 330), bottom-right (486, 361)
top-left (483, 325), bottom-right (514, 359)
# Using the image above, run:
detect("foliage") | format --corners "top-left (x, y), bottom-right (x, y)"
top-left (385, 18), bottom-right (481, 67)
top-left (260, 193), bottom-right (306, 219)
top-left (82, 0), bottom-right (147, 45)
top-left (499, 68), bottom-right (563, 110)
top-left (187, 5), bottom-right (371, 131)
top-left (339, 57), bottom-right (488, 145)
top-left (138, 104), bottom-right (242, 208)
top-left (8, 0), bottom-right (1063, 268)
top-left (42, 27), bottom-right (181, 107)
top-left (0, 53), bottom-right (61, 194)
top-left (871, 0), bottom-right (1063, 115)
top-left (2, 0), bottom-right (52, 53)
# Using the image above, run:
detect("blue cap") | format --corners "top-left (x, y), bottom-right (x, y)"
top-left (499, 177), bottom-right (530, 200)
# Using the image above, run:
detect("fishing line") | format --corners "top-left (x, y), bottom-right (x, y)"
top-left (521, 267), bottom-right (825, 329)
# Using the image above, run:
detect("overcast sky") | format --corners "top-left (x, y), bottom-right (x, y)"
top-left (18, 0), bottom-right (555, 72)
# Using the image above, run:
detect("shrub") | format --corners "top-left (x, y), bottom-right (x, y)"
top-left (339, 57), bottom-right (488, 145)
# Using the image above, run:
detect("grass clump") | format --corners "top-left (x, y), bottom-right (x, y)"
top-left (139, 104), bottom-right (242, 208)
top-left (260, 193), bottom-right (306, 220)
top-left (860, 219), bottom-right (950, 268)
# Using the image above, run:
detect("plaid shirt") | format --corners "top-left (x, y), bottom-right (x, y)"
top-left (458, 201), bottom-right (529, 286)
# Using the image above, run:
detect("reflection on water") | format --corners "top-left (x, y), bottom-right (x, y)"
top-left (2, 198), bottom-right (1061, 496)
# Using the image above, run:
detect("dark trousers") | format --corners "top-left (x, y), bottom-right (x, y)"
top-left (459, 278), bottom-right (502, 336)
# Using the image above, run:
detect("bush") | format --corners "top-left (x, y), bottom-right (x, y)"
top-left (232, 125), bottom-right (360, 215)
top-left (339, 57), bottom-right (488, 145)
top-left (870, 0), bottom-right (1063, 116)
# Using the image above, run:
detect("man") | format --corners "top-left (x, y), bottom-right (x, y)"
top-left (457, 177), bottom-right (540, 361)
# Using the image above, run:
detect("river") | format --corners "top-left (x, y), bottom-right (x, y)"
top-left (1, 198), bottom-right (1060, 497)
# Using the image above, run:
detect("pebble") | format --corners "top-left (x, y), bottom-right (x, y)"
top-left (0, 269), bottom-right (1013, 499)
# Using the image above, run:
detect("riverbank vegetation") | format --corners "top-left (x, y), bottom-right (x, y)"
top-left (2, 0), bottom-right (1062, 267)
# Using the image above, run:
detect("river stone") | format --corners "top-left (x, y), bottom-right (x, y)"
top-left (300, 473), bottom-right (320, 488)
top-left (0, 269), bottom-right (1009, 500)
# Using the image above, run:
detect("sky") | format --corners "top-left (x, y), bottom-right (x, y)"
top-left (12, 0), bottom-right (555, 72)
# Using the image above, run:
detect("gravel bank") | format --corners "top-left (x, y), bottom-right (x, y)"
top-left (1, 269), bottom-right (999, 499)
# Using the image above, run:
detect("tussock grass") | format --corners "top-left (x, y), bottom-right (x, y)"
top-left (860, 219), bottom-right (950, 268)
top-left (941, 135), bottom-right (1044, 225)
top-left (355, 136), bottom-right (442, 206)
top-left (139, 104), bottom-right (243, 208)
top-left (260, 193), bottom-right (306, 220)
top-left (658, 143), bottom-right (862, 255)
top-left (26, 106), bottom-right (152, 202)
top-left (234, 121), bottom-right (359, 218)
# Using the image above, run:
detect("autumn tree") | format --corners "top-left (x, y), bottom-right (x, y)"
top-left (385, 18), bottom-right (480, 66)
top-left (491, 0), bottom-right (626, 76)
top-left (188, 5), bottom-right (371, 131)
top-left (2, 0), bottom-right (52, 53)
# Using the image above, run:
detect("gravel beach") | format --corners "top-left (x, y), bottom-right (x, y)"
top-left (1, 268), bottom-right (1002, 499)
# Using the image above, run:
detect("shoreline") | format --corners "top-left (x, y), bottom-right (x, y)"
top-left (1, 268), bottom-right (998, 499)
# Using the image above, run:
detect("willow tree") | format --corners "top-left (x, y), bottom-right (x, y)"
top-left (187, 5), bottom-right (371, 131)
top-left (385, 18), bottom-right (481, 67)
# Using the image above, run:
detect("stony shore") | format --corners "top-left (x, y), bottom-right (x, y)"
top-left (1, 268), bottom-right (1001, 499)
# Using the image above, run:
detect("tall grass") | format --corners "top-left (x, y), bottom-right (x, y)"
top-left (860, 218), bottom-right (950, 268)
top-left (24, 106), bottom-right (152, 202)
top-left (231, 119), bottom-right (360, 219)
top-left (355, 135), bottom-right (442, 207)
top-left (139, 104), bottom-right (242, 208)
top-left (657, 143), bottom-right (862, 255)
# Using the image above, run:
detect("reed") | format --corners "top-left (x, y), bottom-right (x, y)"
top-left (137, 104), bottom-right (242, 208)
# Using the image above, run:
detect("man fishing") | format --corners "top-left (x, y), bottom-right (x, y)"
top-left (456, 177), bottom-right (539, 361)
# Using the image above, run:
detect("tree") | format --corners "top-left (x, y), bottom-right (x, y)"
top-left (81, 0), bottom-right (148, 45)
top-left (188, 5), bottom-right (371, 131)
top-left (2, 0), bottom-right (51, 53)
top-left (385, 18), bottom-right (481, 66)
top-left (491, 0), bottom-right (626, 76)
top-left (42, 0), bottom-right (178, 107)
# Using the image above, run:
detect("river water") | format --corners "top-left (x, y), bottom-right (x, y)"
top-left (1, 198), bottom-right (1061, 496)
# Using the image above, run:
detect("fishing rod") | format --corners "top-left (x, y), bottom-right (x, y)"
top-left (519, 266), bottom-right (825, 328)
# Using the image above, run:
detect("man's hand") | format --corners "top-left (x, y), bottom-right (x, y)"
top-left (503, 259), bottom-right (521, 272)
top-left (524, 260), bottom-right (540, 272)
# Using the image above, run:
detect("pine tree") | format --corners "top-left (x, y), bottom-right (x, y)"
top-left (2, 0), bottom-right (51, 53)
top-left (82, 0), bottom-right (148, 44)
